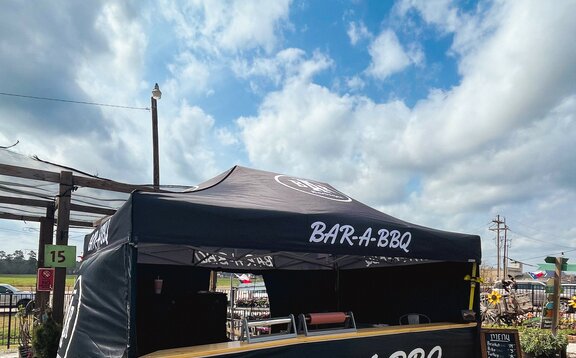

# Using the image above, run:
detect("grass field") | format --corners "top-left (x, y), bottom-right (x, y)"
top-left (1, 274), bottom-right (260, 290)
top-left (0, 274), bottom-right (77, 290)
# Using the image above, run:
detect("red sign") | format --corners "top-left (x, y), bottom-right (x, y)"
top-left (37, 268), bottom-right (55, 292)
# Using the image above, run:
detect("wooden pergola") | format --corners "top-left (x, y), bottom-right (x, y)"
top-left (0, 149), bottom-right (188, 323)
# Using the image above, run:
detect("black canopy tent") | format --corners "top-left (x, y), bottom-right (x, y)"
top-left (57, 166), bottom-right (482, 358)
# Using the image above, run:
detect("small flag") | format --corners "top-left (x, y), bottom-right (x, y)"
top-left (528, 271), bottom-right (546, 279)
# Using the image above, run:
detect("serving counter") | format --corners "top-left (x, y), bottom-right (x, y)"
top-left (141, 322), bottom-right (479, 358)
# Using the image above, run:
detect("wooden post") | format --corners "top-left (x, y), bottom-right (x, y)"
top-left (52, 171), bottom-right (73, 324)
top-left (36, 203), bottom-right (55, 316)
top-left (552, 257), bottom-right (562, 335)
top-left (209, 271), bottom-right (218, 292)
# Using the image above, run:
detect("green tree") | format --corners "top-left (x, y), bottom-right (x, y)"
top-left (26, 250), bottom-right (38, 273)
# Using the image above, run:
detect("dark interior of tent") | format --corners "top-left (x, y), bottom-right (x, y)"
top-left (135, 260), bottom-right (476, 356)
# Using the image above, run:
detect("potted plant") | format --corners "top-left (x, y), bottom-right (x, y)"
top-left (31, 308), bottom-right (62, 358)
top-left (520, 327), bottom-right (568, 358)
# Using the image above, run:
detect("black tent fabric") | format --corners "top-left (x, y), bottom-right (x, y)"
top-left (85, 166), bottom-right (480, 264)
top-left (60, 166), bottom-right (481, 358)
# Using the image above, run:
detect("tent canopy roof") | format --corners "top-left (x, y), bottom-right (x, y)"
top-left (87, 166), bottom-right (481, 270)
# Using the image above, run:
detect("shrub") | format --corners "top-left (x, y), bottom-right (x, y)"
top-left (31, 313), bottom-right (62, 358)
top-left (520, 327), bottom-right (568, 357)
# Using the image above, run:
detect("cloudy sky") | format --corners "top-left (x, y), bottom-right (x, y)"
top-left (0, 0), bottom-right (575, 271)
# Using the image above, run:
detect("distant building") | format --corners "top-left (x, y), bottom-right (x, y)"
top-left (507, 260), bottom-right (523, 278)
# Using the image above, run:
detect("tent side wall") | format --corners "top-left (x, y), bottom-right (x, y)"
top-left (58, 197), bottom-right (134, 358)
top-left (57, 243), bottom-right (134, 357)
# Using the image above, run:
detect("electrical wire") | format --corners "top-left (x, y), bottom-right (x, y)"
top-left (0, 91), bottom-right (150, 111)
top-left (509, 229), bottom-right (574, 249)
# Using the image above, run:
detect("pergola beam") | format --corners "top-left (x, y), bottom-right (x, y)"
top-left (69, 203), bottom-right (115, 216)
top-left (0, 163), bottom-right (60, 183)
top-left (0, 163), bottom-right (156, 193)
top-left (0, 212), bottom-right (43, 222)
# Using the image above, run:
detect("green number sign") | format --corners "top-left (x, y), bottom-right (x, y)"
top-left (44, 245), bottom-right (77, 268)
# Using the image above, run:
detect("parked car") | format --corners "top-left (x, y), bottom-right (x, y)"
top-left (492, 280), bottom-right (573, 312)
top-left (493, 280), bottom-right (546, 306)
top-left (0, 283), bottom-right (35, 309)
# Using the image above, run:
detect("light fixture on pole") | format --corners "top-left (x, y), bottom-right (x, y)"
top-left (151, 83), bottom-right (161, 190)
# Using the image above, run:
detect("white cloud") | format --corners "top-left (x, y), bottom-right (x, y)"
top-left (347, 21), bottom-right (371, 45)
top-left (216, 127), bottom-right (239, 146)
top-left (232, 48), bottom-right (308, 85)
top-left (346, 76), bottom-right (365, 91)
top-left (398, 1), bottom-right (576, 165)
top-left (217, 0), bottom-right (292, 53)
top-left (366, 29), bottom-right (421, 80)
top-left (237, 52), bottom-right (413, 202)
top-left (161, 0), bottom-right (292, 54)
top-left (232, 48), bottom-right (333, 90)
top-left (396, 0), bottom-right (461, 34)
top-left (236, 1), bottom-right (576, 266)
top-left (157, 0), bottom-right (294, 101)
top-left (165, 51), bottom-right (213, 96)
top-left (163, 101), bottom-right (220, 182)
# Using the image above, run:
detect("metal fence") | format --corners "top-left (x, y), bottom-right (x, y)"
top-left (481, 282), bottom-right (576, 326)
top-left (4, 284), bottom-right (576, 348)
top-left (216, 287), bottom-right (270, 340)
top-left (0, 292), bottom-right (73, 349)
top-left (1, 288), bottom-right (264, 349)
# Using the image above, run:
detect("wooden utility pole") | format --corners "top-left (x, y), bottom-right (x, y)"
top-left (502, 218), bottom-right (509, 278)
top-left (52, 171), bottom-right (73, 324)
top-left (490, 215), bottom-right (503, 279)
top-left (489, 216), bottom-right (510, 279)
top-left (151, 87), bottom-right (160, 190)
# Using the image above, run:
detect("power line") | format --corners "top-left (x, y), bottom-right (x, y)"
top-left (509, 229), bottom-right (574, 249)
top-left (507, 257), bottom-right (538, 268)
top-left (516, 248), bottom-right (576, 262)
top-left (0, 91), bottom-right (150, 111)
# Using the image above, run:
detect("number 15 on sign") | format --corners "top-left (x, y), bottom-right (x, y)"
top-left (44, 245), bottom-right (77, 268)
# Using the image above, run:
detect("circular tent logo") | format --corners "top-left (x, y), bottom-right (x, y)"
top-left (274, 175), bottom-right (352, 202)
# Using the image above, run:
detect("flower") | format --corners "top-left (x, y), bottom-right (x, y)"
top-left (569, 296), bottom-right (576, 309)
top-left (487, 290), bottom-right (502, 304)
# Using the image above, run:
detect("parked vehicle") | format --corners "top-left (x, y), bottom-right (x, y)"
top-left (493, 280), bottom-right (546, 306)
top-left (492, 280), bottom-right (573, 312)
top-left (0, 283), bottom-right (35, 308)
